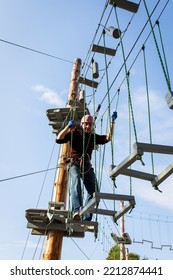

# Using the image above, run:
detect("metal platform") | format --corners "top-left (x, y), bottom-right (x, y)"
top-left (80, 192), bottom-right (135, 223)
top-left (109, 0), bottom-right (139, 13)
top-left (25, 202), bottom-right (98, 238)
top-left (46, 106), bottom-right (89, 134)
top-left (109, 142), bottom-right (173, 190)
top-left (111, 232), bottom-right (132, 244)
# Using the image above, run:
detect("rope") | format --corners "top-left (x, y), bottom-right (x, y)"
top-left (114, 7), bottom-right (138, 195)
top-left (127, 72), bottom-right (132, 195)
top-left (156, 19), bottom-right (171, 89)
top-left (142, 45), bottom-right (155, 174)
top-left (91, 61), bottom-right (98, 194)
top-left (97, 117), bottom-right (104, 190)
top-left (143, 0), bottom-right (171, 92)
top-left (103, 31), bottom-right (117, 190)
top-left (114, 7), bottom-right (138, 144)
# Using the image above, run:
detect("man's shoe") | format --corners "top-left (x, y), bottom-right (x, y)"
top-left (73, 211), bottom-right (81, 220)
top-left (81, 225), bottom-right (95, 232)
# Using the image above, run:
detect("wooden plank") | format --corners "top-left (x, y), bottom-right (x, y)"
top-left (91, 44), bottom-right (116, 56)
top-left (109, 0), bottom-right (139, 13)
top-left (46, 106), bottom-right (90, 134)
top-left (48, 209), bottom-right (69, 216)
top-left (27, 221), bottom-right (67, 231)
top-left (92, 208), bottom-right (117, 216)
top-left (109, 148), bottom-right (143, 178)
top-left (121, 168), bottom-right (156, 181)
top-left (48, 201), bottom-right (65, 209)
top-left (31, 228), bottom-right (85, 238)
top-left (78, 76), bottom-right (98, 88)
top-left (47, 213), bottom-right (66, 223)
top-left (79, 197), bottom-right (98, 216)
top-left (64, 232), bottom-right (85, 238)
top-left (151, 163), bottom-right (173, 187)
top-left (25, 209), bottom-right (48, 222)
top-left (26, 208), bottom-right (47, 214)
top-left (133, 142), bottom-right (173, 154)
top-left (80, 192), bottom-right (135, 217)
top-left (114, 202), bottom-right (133, 222)
top-left (95, 192), bottom-right (135, 202)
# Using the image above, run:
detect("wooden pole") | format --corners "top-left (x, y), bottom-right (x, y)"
top-left (120, 201), bottom-right (126, 260)
top-left (42, 58), bottom-right (81, 260)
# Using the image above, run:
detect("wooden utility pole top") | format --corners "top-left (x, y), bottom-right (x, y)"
top-left (42, 58), bottom-right (81, 260)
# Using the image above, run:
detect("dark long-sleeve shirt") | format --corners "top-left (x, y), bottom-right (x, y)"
top-left (56, 129), bottom-right (109, 160)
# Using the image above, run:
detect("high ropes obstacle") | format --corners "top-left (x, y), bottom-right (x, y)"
top-left (25, 0), bottom-right (173, 260)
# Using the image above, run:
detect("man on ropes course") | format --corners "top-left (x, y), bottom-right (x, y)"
top-left (56, 112), bottom-right (117, 221)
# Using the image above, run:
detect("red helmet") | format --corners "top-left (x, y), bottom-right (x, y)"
top-left (80, 114), bottom-right (94, 125)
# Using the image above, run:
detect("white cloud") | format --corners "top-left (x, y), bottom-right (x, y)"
top-left (32, 84), bottom-right (66, 106)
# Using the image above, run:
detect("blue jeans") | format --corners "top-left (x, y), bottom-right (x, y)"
top-left (69, 164), bottom-right (98, 221)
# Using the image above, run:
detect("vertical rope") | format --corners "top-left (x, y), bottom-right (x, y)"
top-left (143, 0), bottom-right (171, 91)
top-left (142, 45), bottom-right (155, 174)
top-left (103, 30), bottom-right (117, 191)
top-left (156, 20), bottom-right (171, 90)
top-left (91, 62), bottom-right (98, 193)
top-left (103, 31), bottom-right (114, 162)
top-left (128, 72), bottom-right (132, 195)
top-left (98, 116), bottom-right (103, 190)
top-left (81, 86), bottom-right (87, 207)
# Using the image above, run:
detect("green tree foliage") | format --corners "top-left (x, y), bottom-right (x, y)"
top-left (128, 252), bottom-right (140, 260)
top-left (106, 245), bottom-right (140, 260)
top-left (106, 245), bottom-right (120, 260)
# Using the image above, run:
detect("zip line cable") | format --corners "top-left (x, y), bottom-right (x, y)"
top-left (0, 108), bottom-right (75, 184)
top-left (70, 238), bottom-right (90, 260)
top-left (0, 166), bottom-right (59, 183)
top-left (0, 38), bottom-right (74, 64)
top-left (21, 142), bottom-right (57, 259)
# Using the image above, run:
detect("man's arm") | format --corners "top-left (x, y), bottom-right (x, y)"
top-left (56, 120), bottom-right (75, 140)
top-left (106, 111), bottom-right (117, 141)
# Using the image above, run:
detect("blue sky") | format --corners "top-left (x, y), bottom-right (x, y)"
top-left (0, 0), bottom-right (173, 260)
